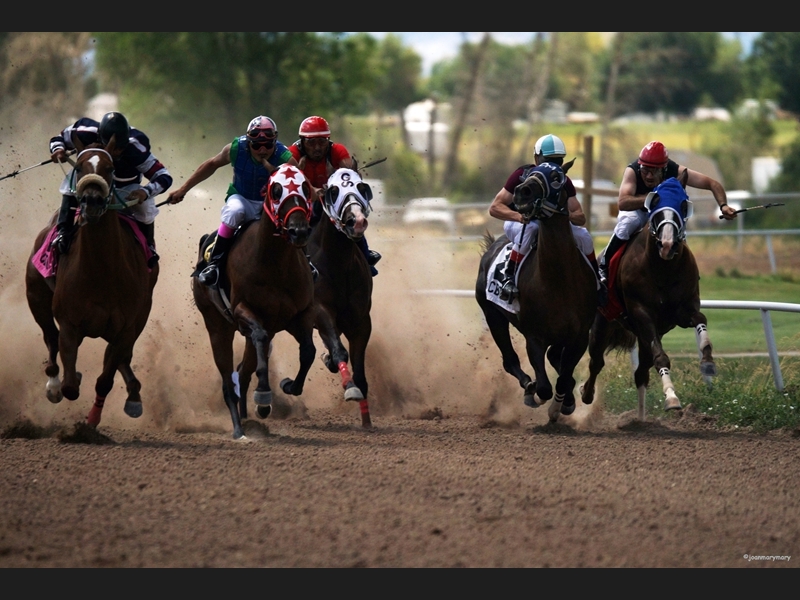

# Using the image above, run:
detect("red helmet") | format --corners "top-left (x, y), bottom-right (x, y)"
top-left (299, 116), bottom-right (330, 138)
top-left (638, 141), bottom-right (669, 168)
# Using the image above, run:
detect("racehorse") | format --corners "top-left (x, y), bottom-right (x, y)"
top-left (192, 164), bottom-right (316, 440)
top-left (580, 171), bottom-right (717, 421)
top-left (476, 160), bottom-right (597, 421)
top-left (25, 140), bottom-right (159, 427)
top-left (306, 168), bottom-right (374, 428)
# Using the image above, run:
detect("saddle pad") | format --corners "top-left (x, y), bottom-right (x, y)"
top-left (483, 242), bottom-right (532, 314)
top-left (598, 241), bottom-right (628, 321)
top-left (31, 226), bottom-right (60, 279)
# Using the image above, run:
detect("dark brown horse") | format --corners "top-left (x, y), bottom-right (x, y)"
top-left (25, 140), bottom-right (159, 427)
top-left (193, 164), bottom-right (316, 440)
top-left (580, 171), bottom-right (717, 420)
top-left (306, 167), bottom-right (374, 428)
top-left (476, 160), bottom-right (597, 421)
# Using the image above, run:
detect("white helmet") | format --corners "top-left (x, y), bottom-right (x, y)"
top-left (534, 134), bottom-right (566, 158)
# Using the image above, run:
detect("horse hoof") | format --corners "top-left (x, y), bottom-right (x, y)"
top-left (124, 400), bottom-right (143, 418)
top-left (87, 406), bottom-right (102, 427)
top-left (254, 390), bottom-right (272, 406)
top-left (280, 378), bottom-right (299, 396)
top-left (344, 383), bottom-right (364, 401)
top-left (523, 394), bottom-right (542, 408)
top-left (256, 405), bottom-right (272, 419)
top-left (664, 398), bottom-right (682, 411)
top-left (700, 361), bottom-right (717, 377)
top-left (560, 400), bottom-right (576, 416)
top-left (46, 380), bottom-right (63, 404)
top-left (548, 400), bottom-right (562, 422)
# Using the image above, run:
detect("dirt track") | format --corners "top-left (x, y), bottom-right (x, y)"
top-left (1, 115), bottom-right (798, 568)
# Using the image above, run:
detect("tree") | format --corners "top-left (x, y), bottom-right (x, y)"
top-left (747, 32), bottom-right (800, 115)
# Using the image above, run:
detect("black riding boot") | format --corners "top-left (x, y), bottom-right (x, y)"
top-left (597, 234), bottom-right (625, 286)
top-left (589, 254), bottom-right (608, 307)
top-left (139, 221), bottom-right (159, 268)
top-left (356, 236), bottom-right (380, 276)
top-left (498, 250), bottom-right (523, 302)
top-left (50, 194), bottom-right (77, 254)
top-left (198, 234), bottom-right (234, 287)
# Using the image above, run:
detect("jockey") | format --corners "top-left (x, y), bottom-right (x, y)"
top-left (488, 134), bottom-right (601, 303)
top-left (290, 115), bottom-right (381, 276)
top-left (49, 111), bottom-right (173, 267)
top-left (167, 115), bottom-right (310, 287)
top-left (597, 140), bottom-right (738, 287)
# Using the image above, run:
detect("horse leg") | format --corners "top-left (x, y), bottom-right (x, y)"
top-left (26, 284), bottom-right (63, 403)
top-left (580, 313), bottom-right (610, 407)
top-left (524, 336), bottom-right (554, 418)
top-left (553, 333), bottom-right (591, 417)
top-left (280, 311), bottom-right (316, 398)
top-left (239, 340), bottom-right (266, 419)
top-left (482, 304), bottom-right (536, 404)
top-left (201, 309), bottom-right (244, 439)
top-left (343, 325), bottom-right (372, 428)
top-left (693, 317), bottom-right (717, 380)
top-left (57, 324), bottom-right (83, 401)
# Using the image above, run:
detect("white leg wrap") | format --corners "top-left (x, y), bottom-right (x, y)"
top-left (660, 367), bottom-right (681, 410)
top-left (695, 323), bottom-right (711, 353)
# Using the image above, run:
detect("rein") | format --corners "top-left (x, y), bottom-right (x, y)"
top-left (263, 196), bottom-right (310, 238)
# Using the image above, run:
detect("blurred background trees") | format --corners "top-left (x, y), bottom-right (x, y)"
top-left (2, 31), bottom-right (800, 221)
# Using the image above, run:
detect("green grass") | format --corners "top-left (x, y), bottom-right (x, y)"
top-left (599, 354), bottom-right (800, 433)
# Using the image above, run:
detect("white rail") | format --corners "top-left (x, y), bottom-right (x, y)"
top-left (412, 290), bottom-right (800, 392)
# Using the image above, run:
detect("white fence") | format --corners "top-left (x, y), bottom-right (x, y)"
top-left (412, 290), bottom-right (800, 393)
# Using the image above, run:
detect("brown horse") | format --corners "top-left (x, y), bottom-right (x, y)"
top-left (306, 168), bottom-right (374, 428)
top-left (476, 160), bottom-right (597, 420)
top-left (25, 141), bottom-right (159, 427)
top-left (580, 171), bottom-right (717, 420)
top-left (193, 164), bottom-right (316, 440)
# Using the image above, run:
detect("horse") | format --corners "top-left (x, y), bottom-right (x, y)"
top-left (25, 140), bottom-right (159, 427)
top-left (580, 170), bottom-right (717, 421)
top-left (305, 168), bottom-right (374, 428)
top-left (476, 160), bottom-right (598, 421)
top-left (192, 163), bottom-right (316, 440)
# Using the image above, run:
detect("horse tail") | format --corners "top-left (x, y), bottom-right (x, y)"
top-left (606, 322), bottom-right (637, 354)
top-left (480, 231), bottom-right (496, 255)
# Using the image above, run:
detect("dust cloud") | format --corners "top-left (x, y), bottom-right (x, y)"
top-left (0, 109), bottom-right (597, 435)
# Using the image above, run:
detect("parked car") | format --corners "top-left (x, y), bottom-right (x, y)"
top-left (402, 197), bottom-right (455, 233)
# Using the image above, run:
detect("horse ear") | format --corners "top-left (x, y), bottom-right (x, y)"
top-left (679, 168), bottom-right (689, 188)
top-left (563, 158), bottom-right (576, 174)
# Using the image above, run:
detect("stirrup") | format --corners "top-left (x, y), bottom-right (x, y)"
top-left (498, 280), bottom-right (518, 302)
top-left (366, 250), bottom-right (381, 266)
top-left (147, 246), bottom-right (160, 268)
top-left (198, 264), bottom-right (219, 286)
top-left (309, 261), bottom-right (319, 283)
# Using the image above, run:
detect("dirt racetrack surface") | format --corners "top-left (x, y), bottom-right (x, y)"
top-left (1, 111), bottom-right (798, 568)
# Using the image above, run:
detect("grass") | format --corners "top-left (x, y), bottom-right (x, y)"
top-left (599, 354), bottom-right (800, 433)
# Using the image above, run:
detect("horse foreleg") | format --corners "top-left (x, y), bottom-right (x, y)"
top-left (344, 327), bottom-right (372, 428)
top-left (554, 334), bottom-right (590, 417)
top-left (482, 304), bottom-right (535, 403)
top-left (524, 336), bottom-right (554, 418)
top-left (57, 324), bottom-right (83, 401)
top-left (27, 270), bottom-right (62, 403)
top-left (280, 312), bottom-right (316, 398)
top-left (237, 341), bottom-right (258, 420)
top-left (202, 310), bottom-right (242, 438)
top-left (580, 313), bottom-right (610, 407)
top-left (694, 320), bottom-right (717, 381)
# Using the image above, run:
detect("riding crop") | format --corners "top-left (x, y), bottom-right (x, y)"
top-left (0, 150), bottom-right (76, 183)
top-left (719, 202), bottom-right (785, 218)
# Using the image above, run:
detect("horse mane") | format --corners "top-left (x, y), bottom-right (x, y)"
top-left (480, 231), bottom-right (496, 255)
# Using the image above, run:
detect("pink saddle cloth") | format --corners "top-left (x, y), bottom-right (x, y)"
top-left (30, 214), bottom-right (154, 279)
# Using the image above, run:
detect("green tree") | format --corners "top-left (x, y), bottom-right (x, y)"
top-left (746, 32), bottom-right (800, 114)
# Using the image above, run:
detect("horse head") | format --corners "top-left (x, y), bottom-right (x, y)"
top-left (73, 145), bottom-right (115, 223)
top-left (512, 159), bottom-right (574, 221)
top-left (644, 169), bottom-right (692, 260)
top-left (322, 168), bottom-right (373, 241)
top-left (262, 164), bottom-right (313, 247)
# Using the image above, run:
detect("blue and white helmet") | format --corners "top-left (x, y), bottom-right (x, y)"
top-left (534, 134), bottom-right (566, 159)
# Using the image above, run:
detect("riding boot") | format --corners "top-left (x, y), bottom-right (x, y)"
top-left (306, 254), bottom-right (319, 283)
top-left (356, 236), bottom-right (380, 276)
top-left (588, 252), bottom-right (608, 307)
top-left (50, 195), bottom-right (77, 254)
top-left (139, 221), bottom-right (159, 268)
top-left (198, 234), bottom-right (234, 287)
top-left (597, 234), bottom-right (625, 287)
top-left (498, 249), bottom-right (524, 302)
